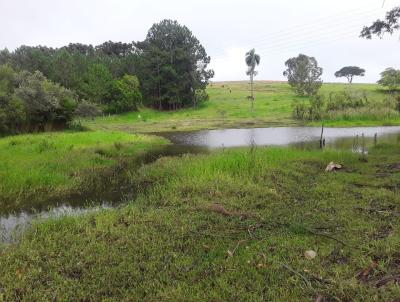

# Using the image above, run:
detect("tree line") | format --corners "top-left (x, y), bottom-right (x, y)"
top-left (0, 19), bottom-right (214, 134)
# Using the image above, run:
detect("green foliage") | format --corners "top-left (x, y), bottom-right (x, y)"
top-left (0, 65), bottom-right (16, 95)
top-left (74, 100), bottom-right (102, 118)
top-left (377, 68), bottom-right (400, 91)
top-left (334, 66), bottom-right (365, 83)
top-left (0, 23), bottom-right (214, 114)
top-left (361, 6), bottom-right (400, 38)
top-left (283, 54), bottom-right (323, 96)
top-left (106, 75), bottom-right (142, 113)
top-left (0, 67), bottom-right (77, 134)
top-left (0, 43), bottom-right (141, 114)
top-left (135, 19), bottom-right (214, 110)
top-left (80, 64), bottom-right (114, 105)
top-left (292, 89), bottom-right (399, 122)
top-left (245, 49), bottom-right (261, 111)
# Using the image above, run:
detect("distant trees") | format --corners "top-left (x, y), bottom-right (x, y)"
top-left (135, 19), bottom-right (214, 110)
top-left (334, 66), bottom-right (365, 84)
top-left (245, 49), bottom-right (260, 112)
top-left (361, 6), bottom-right (400, 39)
top-left (378, 68), bottom-right (400, 91)
top-left (0, 66), bottom-right (77, 134)
top-left (283, 54), bottom-right (323, 96)
top-left (0, 43), bottom-right (139, 115)
top-left (0, 19), bottom-right (214, 122)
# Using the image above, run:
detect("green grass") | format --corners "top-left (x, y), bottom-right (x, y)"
top-left (84, 81), bottom-right (400, 132)
top-left (1, 142), bottom-right (399, 301)
top-left (0, 131), bottom-right (168, 212)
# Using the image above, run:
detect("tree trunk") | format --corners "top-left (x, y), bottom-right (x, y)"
top-left (250, 73), bottom-right (254, 113)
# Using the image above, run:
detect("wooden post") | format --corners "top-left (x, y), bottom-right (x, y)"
top-left (319, 124), bottom-right (324, 149)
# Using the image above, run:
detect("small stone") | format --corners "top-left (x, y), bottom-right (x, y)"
top-left (304, 250), bottom-right (317, 260)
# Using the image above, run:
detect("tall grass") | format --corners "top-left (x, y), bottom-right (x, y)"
top-left (0, 131), bottom-right (168, 208)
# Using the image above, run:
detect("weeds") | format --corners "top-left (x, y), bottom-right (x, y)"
top-left (292, 89), bottom-right (400, 123)
top-left (0, 143), bottom-right (399, 300)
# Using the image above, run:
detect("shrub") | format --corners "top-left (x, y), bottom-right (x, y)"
top-left (75, 100), bottom-right (102, 118)
top-left (291, 90), bottom-right (397, 122)
top-left (0, 67), bottom-right (77, 134)
top-left (105, 75), bottom-right (142, 114)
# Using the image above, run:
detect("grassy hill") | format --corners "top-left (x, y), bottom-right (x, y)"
top-left (84, 81), bottom-right (400, 133)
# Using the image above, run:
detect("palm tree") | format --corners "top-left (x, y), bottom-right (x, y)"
top-left (245, 49), bottom-right (261, 112)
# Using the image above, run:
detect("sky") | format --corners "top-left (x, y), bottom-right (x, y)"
top-left (0, 0), bottom-right (399, 83)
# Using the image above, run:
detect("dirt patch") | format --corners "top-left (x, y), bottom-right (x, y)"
top-left (369, 225), bottom-right (394, 240)
top-left (377, 162), bottom-right (400, 174)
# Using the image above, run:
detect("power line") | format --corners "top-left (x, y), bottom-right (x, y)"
top-left (209, 8), bottom-right (382, 58)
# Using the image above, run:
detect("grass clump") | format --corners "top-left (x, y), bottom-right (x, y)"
top-left (0, 143), bottom-right (399, 300)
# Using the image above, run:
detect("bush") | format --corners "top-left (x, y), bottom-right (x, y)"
top-left (75, 100), bottom-right (102, 118)
top-left (0, 67), bottom-right (77, 134)
top-left (105, 75), bottom-right (142, 114)
top-left (292, 100), bottom-right (307, 119)
top-left (292, 90), bottom-right (397, 122)
top-left (326, 90), bottom-right (368, 111)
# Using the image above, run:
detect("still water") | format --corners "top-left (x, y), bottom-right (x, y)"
top-left (161, 126), bottom-right (400, 149)
top-left (2, 126), bottom-right (400, 243)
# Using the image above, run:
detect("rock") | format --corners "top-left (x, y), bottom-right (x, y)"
top-left (304, 250), bottom-right (317, 260)
top-left (325, 162), bottom-right (342, 172)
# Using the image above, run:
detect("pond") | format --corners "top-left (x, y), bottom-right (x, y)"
top-left (160, 126), bottom-right (400, 150)
top-left (2, 126), bottom-right (400, 243)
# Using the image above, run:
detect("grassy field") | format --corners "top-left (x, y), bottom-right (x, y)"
top-left (84, 81), bottom-right (400, 133)
top-left (1, 142), bottom-right (399, 301)
top-left (0, 131), bottom-right (168, 213)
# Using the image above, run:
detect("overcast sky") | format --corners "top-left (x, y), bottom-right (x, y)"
top-left (1, 0), bottom-right (399, 83)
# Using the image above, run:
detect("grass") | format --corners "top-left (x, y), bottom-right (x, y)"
top-left (1, 142), bottom-right (399, 301)
top-left (83, 81), bottom-right (400, 133)
top-left (0, 131), bottom-right (168, 213)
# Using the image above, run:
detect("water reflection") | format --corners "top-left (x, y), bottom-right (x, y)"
top-left (0, 203), bottom-right (111, 243)
top-left (162, 126), bottom-right (400, 149)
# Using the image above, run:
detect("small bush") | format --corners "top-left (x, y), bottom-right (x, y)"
top-left (75, 100), bottom-right (102, 119)
top-left (292, 90), bottom-right (398, 122)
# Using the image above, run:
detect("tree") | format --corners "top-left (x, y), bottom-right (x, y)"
top-left (334, 66), bottom-right (365, 84)
top-left (245, 49), bottom-right (260, 112)
top-left (80, 64), bottom-right (113, 105)
top-left (51, 49), bottom-right (78, 89)
top-left (135, 19), bottom-right (214, 110)
top-left (107, 75), bottom-right (142, 113)
top-left (283, 54), bottom-right (323, 96)
top-left (361, 6), bottom-right (400, 38)
top-left (15, 70), bottom-right (76, 131)
top-left (377, 68), bottom-right (400, 91)
top-left (0, 65), bottom-right (16, 97)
